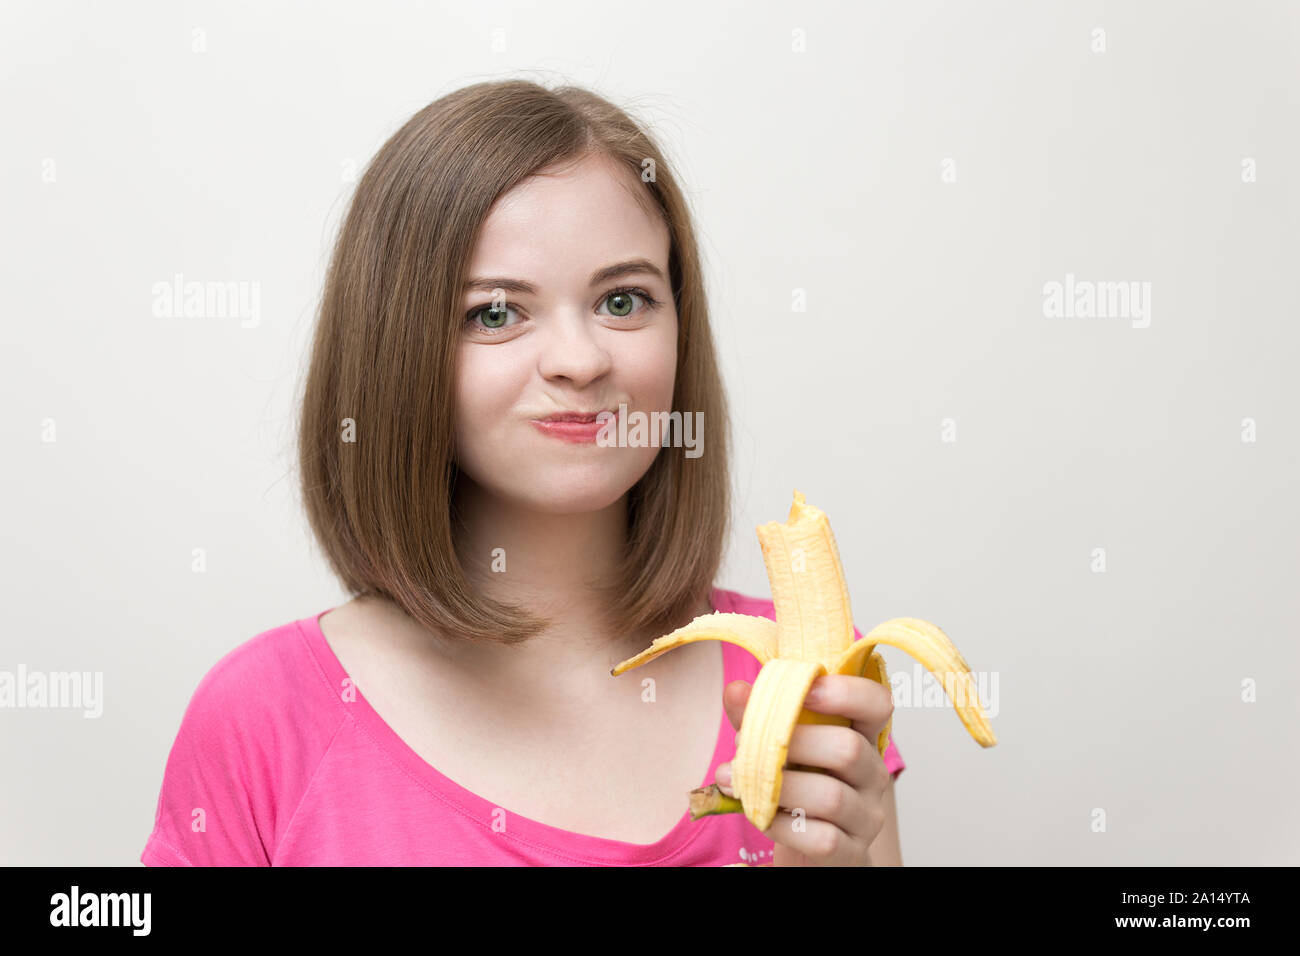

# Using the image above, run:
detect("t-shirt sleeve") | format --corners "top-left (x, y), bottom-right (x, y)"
top-left (882, 734), bottom-right (905, 779)
top-left (140, 655), bottom-right (275, 866)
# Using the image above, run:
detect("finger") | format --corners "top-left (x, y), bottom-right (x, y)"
top-left (723, 679), bottom-right (751, 733)
top-left (802, 674), bottom-right (894, 741)
top-left (763, 810), bottom-right (868, 867)
top-left (784, 723), bottom-right (886, 793)
top-left (770, 766), bottom-right (873, 839)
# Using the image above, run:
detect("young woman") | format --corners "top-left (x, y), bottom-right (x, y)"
top-left (141, 79), bottom-right (904, 866)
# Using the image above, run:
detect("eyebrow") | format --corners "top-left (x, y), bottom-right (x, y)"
top-left (463, 258), bottom-right (666, 296)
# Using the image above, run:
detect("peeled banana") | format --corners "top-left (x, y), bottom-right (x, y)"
top-left (611, 489), bottom-right (996, 837)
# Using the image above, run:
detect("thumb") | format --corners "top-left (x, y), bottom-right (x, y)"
top-left (723, 680), bottom-right (751, 733)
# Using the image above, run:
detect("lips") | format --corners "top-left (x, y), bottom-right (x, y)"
top-left (530, 407), bottom-right (619, 444)
top-left (536, 410), bottom-right (614, 423)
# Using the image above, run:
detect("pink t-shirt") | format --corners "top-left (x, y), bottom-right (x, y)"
top-left (140, 586), bottom-right (904, 866)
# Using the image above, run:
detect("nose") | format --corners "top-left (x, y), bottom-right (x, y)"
top-left (536, 309), bottom-right (613, 387)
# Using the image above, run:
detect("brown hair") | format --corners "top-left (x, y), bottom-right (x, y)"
top-left (297, 78), bottom-right (731, 646)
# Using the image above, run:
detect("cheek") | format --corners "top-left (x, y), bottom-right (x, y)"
top-left (623, 321), bottom-right (678, 402)
top-left (453, 347), bottom-right (522, 448)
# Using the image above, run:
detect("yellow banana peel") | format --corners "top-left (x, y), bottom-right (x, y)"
top-left (611, 489), bottom-right (996, 838)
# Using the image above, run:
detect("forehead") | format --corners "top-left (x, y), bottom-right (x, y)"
top-left (468, 153), bottom-right (669, 284)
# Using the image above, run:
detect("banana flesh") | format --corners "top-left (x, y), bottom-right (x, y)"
top-left (612, 489), bottom-right (996, 835)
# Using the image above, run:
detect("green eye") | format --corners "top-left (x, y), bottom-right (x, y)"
top-left (467, 286), bottom-right (660, 335)
top-left (466, 303), bottom-right (517, 332)
top-left (600, 287), bottom-right (659, 318)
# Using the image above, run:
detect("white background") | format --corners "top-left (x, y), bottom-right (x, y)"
top-left (2, 0), bottom-right (1297, 865)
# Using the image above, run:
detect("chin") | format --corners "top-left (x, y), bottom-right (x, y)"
top-left (519, 471), bottom-right (636, 515)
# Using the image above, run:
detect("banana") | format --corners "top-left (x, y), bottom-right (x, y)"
top-left (611, 489), bottom-right (996, 838)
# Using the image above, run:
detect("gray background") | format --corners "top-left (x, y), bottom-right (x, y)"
top-left (2, 0), bottom-right (1296, 865)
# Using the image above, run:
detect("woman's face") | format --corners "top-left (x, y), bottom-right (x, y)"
top-left (452, 152), bottom-right (679, 515)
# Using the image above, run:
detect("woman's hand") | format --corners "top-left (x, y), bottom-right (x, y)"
top-left (715, 674), bottom-right (894, 866)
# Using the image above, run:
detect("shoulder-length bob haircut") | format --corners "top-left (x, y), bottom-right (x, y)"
top-left (297, 79), bottom-right (732, 646)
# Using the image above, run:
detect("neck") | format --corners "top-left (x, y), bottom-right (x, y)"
top-left (430, 477), bottom-right (662, 684)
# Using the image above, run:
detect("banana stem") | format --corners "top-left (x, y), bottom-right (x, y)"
top-left (688, 784), bottom-right (744, 819)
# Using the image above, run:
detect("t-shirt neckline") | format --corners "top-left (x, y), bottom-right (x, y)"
top-left (296, 585), bottom-right (741, 865)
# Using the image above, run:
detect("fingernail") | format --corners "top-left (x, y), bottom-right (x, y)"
top-left (716, 762), bottom-right (733, 795)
